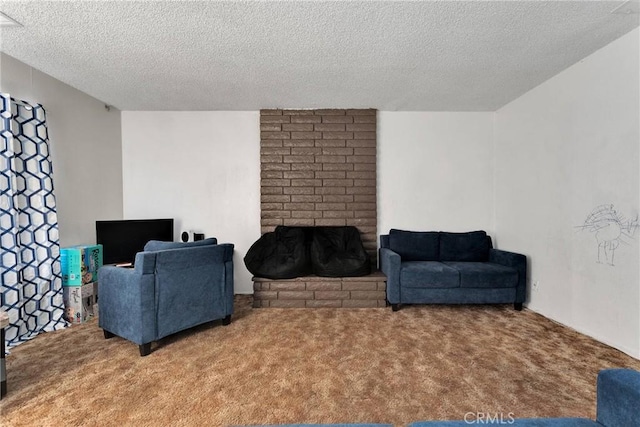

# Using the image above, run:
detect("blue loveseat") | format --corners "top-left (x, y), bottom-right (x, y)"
top-left (98, 238), bottom-right (234, 356)
top-left (379, 230), bottom-right (526, 311)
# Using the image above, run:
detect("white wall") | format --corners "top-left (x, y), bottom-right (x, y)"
top-left (494, 28), bottom-right (640, 358)
top-left (121, 112), bottom-right (260, 294)
top-left (378, 112), bottom-right (495, 237)
top-left (121, 111), bottom-right (493, 294)
top-left (0, 53), bottom-right (123, 247)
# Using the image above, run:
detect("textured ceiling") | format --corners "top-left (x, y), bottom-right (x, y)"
top-left (0, 1), bottom-right (638, 111)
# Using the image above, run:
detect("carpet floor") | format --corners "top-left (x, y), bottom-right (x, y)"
top-left (2, 295), bottom-right (640, 427)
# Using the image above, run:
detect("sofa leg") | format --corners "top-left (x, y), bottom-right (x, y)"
top-left (514, 302), bottom-right (523, 311)
top-left (103, 330), bottom-right (115, 339)
top-left (139, 343), bottom-right (152, 357)
top-left (222, 315), bottom-right (231, 326)
top-left (391, 303), bottom-right (400, 312)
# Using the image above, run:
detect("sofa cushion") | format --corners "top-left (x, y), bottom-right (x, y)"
top-left (400, 261), bottom-right (459, 288)
top-left (443, 262), bottom-right (518, 289)
top-left (144, 238), bottom-right (217, 252)
top-left (439, 231), bottom-right (490, 262)
top-left (389, 229), bottom-right (439, 261)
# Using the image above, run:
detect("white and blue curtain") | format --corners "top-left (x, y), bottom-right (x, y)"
top-left (1, 93), bottom-right (67, 351)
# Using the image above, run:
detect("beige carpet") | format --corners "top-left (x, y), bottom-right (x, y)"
top-left (2, 296), bottom-right (640, 427)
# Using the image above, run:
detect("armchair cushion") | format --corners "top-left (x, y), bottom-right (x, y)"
top-left (389, 229), bottom-right (439, 261)
top-left (439, 231), bottom-right (490, 262)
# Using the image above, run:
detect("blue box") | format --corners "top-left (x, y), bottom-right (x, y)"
top-left (60, 244), bottom-right (103, 286)
top-left (60, 248), bottom-right (82, 286)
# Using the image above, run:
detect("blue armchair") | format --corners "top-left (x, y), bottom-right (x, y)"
top-left (98, 238), bottom-right (234, 356)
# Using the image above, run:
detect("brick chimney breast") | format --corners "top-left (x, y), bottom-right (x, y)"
top-left (260, 109), bottom-right (377, 263)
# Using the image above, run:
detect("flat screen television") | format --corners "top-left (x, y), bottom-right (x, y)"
top-left (96, 219), bottom-right (174, 265)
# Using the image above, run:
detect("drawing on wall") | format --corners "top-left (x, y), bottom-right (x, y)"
top-left (578, 204), bottom-right (639, 266)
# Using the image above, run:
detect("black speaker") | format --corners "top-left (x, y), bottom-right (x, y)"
top-left (193, 233), bottom-right (205, 241)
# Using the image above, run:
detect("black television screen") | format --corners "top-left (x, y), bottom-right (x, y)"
top-left (96, 219), bottom-right (174, 265)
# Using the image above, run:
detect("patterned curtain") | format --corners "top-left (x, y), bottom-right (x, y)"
top-left (0, 94), bottom-right (67, 351)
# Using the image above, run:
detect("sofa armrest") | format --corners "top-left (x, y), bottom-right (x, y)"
top-left (216, 243), bottom-right (235, 315)
top-left (98, 266), bottom-right (156, 345)
top-left (596, 368), bottom-right (640, 427)
top-left (379, 247), bottom-right (401, 304)
top-left (489, 249), bottom-right (527, 303)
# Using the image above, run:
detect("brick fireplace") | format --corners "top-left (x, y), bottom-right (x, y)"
top-left (255, 108), bottom-right (384, 308)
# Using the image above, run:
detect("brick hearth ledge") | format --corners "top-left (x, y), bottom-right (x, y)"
top-left (253, 271), bottom-right (387, 308)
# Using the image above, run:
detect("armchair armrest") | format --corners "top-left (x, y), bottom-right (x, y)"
top-left (379, 247), bottom-right (401, 304)
top-left (212, 243), bottom-right (234, 264)
top-left (597, 369), bottom-right (640, 427)
top-left (489, 249), bottom-right (527, 303)
top-left (98, 266), bottom-right (156, 345)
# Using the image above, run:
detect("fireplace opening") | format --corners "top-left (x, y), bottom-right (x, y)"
top-left (244, 226), bottom-right (371, 279)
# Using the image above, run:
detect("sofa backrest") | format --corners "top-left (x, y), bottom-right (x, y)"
top-left (384, 230), bottom-right (492, 262)
top-left (439, 231), bottom-right (491, 262)
top-left (388, 229), bottom-right (439, 261)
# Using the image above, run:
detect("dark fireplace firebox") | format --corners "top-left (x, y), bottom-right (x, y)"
top-left (244, 226), bottom-right (371, 279)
